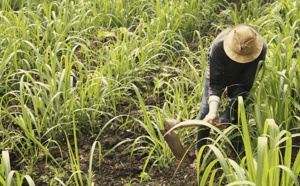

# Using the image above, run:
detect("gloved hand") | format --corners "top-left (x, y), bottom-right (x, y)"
top-left (203, 95), bottom-right (220, 122)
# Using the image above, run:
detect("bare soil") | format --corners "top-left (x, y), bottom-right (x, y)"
top-left (13, 111), bottom-right (299, 186)
top-left (21, 122), bottom-right (200, 186)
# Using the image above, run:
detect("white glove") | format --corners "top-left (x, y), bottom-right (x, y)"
top-left (203, 96), bottom-right (220, 121)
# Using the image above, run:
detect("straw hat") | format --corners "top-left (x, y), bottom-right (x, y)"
top-left (223, 24), bottom-right (263, 63)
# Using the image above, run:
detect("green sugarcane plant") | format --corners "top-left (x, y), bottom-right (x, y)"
top-left (0, 151), bottom-right (35, 186)
top-left (194, 97), bottom-right (300, 185)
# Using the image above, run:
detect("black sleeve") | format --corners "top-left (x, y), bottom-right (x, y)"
top-left (208, 45), bottom-right (226, 97)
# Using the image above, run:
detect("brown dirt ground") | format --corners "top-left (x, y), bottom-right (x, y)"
top-left (24, 120), bottom-right (201, 185)
top-left (26, 124), bottom-right (300, 186)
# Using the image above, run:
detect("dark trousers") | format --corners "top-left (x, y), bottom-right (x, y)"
top-left (196, 73), bottom-right (248, 151)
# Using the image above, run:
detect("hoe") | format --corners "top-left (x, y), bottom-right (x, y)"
top-left (161, 119), bottom-right (226, 163)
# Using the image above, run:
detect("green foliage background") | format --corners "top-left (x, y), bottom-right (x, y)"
top-left (0, 0), bottom-right (299, 185)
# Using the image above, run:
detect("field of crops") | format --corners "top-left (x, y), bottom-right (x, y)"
top-left (1, 0), bottom-right (300, 185)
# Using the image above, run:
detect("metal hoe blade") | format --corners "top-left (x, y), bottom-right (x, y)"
top-left (160, 119), bottom-right (193, 163)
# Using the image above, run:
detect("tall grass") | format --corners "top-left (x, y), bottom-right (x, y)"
top-left (0, 151), bottom-right (35, 186)
top-left (194, 97), bottom-right (300, 186)
top-left (0, 0), bottom-right (300, 184)
top-left (248, 0), bottom-right (300, 133)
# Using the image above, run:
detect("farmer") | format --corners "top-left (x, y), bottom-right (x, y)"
top-left (196, 24), bottom-right (267, 154)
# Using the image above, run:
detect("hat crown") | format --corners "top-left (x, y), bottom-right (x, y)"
top-left (233, 27), bottom-right (257, 54)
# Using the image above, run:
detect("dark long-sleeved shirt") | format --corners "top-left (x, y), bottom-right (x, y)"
top-left (206, 28), bottom-right (267, 97)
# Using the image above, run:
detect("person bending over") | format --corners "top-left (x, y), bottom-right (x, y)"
top-left (196, 24), bottom-right (267, 155)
